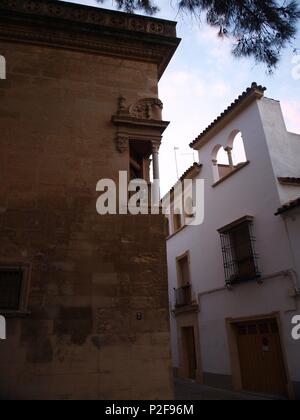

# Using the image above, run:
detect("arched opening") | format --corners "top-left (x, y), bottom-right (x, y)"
top-left (217, 147), bottom-right (233, 179)
top-left (228, 131), bottom-right (247, 166)
top-left (212, 144), bottom-right (232, 182)
top-left (212, 132), bottom-right (248, 183)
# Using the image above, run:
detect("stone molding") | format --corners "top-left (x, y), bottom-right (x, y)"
top-left (0, 0), bottom-right (177, 37)
top-left (0, 0), bottom-right (180, 78)
top-left (112, 96), bottom-right (169, 153)
top-left (129, 98), bottom-right (163, 121)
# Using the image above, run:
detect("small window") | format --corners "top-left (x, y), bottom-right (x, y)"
top-left (219, 217), bottom-right (260, 285)
top-left (0, 265), bottom-right (29, 313)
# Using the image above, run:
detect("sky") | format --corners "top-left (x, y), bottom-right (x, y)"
top-left (65, 0), bottom-right (300, 195)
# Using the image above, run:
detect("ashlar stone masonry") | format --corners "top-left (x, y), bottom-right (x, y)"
top-left (0, 0), bottom-right (180, 400)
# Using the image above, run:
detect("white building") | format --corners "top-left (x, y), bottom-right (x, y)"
top-left (165, 83), bottom-right (300, 399)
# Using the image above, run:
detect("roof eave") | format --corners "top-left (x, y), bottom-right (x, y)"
top-left (190, 85), bottom-right (265, 151)
top-left (275, 198), bottom-right (300, 216)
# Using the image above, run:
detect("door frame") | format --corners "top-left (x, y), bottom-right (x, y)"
top-left (226, 312), bottom-right (294, 399)
top-left (176, 310), bottom-right (203, 383)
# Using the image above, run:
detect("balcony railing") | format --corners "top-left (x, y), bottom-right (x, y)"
top-left (174, 284), bottom-right (192, 308)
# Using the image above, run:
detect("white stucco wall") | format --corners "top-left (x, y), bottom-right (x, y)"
top-left (166, 96), bottom-right (300, 392)
top-left (283, 208), bottom-right (300, 288)
top-left (258, 98), bottom-right (300, 203)
top-left (278, 184), bottom-right (300, 204)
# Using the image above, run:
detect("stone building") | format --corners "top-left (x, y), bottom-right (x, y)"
top-left (0, 0), bottom-right (179, 399)
top-left (165, 84), bottom-right (300, 399)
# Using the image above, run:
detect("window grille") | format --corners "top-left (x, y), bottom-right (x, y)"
top-left (219, 217), bottom-right (260, 286)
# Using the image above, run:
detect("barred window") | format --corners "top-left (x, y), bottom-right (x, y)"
top-left (218, 216), bottom-right (260, 285)
top-left (0, 266), bottom-right (28, 312)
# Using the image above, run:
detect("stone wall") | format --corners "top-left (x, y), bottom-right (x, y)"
top-left (0, 38), bottom-right (173, 399)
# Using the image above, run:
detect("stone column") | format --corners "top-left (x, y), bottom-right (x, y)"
top-left (152, 142), bottom-right (160, 204)
top-left (152, 142), bottom-right (160, 180)
top-left (212, 158), bottom-right (219, 182)
top-left (225, 146), bottom-right (234, 169)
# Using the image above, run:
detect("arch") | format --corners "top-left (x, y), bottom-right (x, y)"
top-left (228, 130), bottom-right (247, 166)
top-left (216, 146), bottom-right (230, 166)
top-left (211, 144), bottom-right (231, 182)
top-left (227, 129), bottom-right (241, 149)
top-left (212, 144), bottom-right (223, 162)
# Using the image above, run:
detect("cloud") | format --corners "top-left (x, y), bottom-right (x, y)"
top-left (159, 67), bottom-right (234, 194)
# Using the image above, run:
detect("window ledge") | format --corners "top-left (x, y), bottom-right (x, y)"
top-left (226, 274), bottom-right (262, 287)
top-left (212, 161), bottom-right (250, 188)
top-left (173, 302), bottom-right (199, 317)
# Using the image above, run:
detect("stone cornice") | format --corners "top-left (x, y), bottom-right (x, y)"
top-left (0, 0), bottom-right (180, 79)
top-left (112, 115), bottom-right (170, 132)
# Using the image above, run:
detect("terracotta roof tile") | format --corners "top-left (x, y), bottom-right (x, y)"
top-left (278, 177), bottom-right (300, 185)
top-left (178, 162), bottom-right (202, 182)
top-left (190, 83), bottom-right (266, 150)
top-left (167, 163), bottom-right (202, 196)
top-left (275, 197), bottom-right (300, 215)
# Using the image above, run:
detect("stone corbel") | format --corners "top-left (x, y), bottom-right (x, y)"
top-left (116, 134), bottom-right (129, 153)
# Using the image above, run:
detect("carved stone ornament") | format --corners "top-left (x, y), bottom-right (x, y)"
top-left (129, 98), bottom-right (163, 120)
top-left (116, 135), bottom-right (129, 153)
top-left (112, 97), bottom-right (167, 153)
top-left (117, 95), bottom-right (127, 114)
top-left (0, 0), bottom-right (176, 37)
top-left (0, 1), bottom-right (179, 82)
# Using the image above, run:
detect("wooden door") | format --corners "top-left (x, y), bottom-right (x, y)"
top-left (236, 319), bottom-right (288, 397)
top-left (182, 326), bottom-right (197, 380)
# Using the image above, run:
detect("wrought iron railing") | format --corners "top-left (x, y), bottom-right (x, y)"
top-left (220, 220), bottom-right (261, 286)
top-left (174, 284), bottom-right (192, 307)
